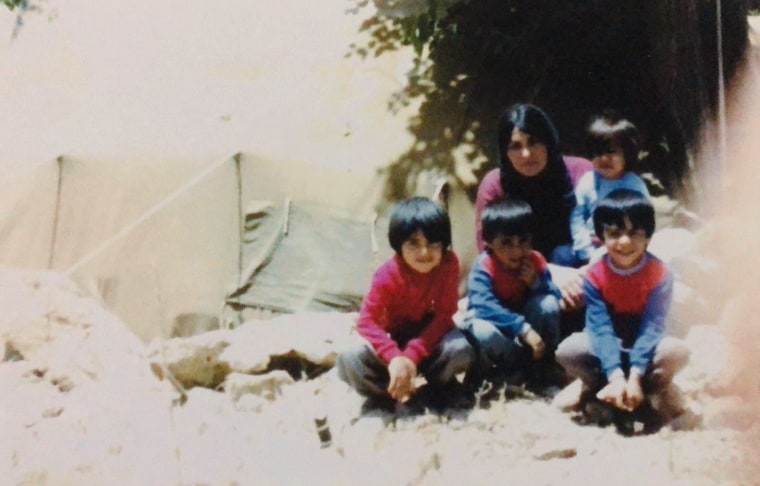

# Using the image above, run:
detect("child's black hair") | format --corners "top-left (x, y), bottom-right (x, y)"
top-left (585, 110), bottom-right (641, 171)
top-left (388, 197), bottom-right (452, 253)
top-left (480, 199), bottom-right (534, 244)
top-left (593, 188), bottom-right (655, 240)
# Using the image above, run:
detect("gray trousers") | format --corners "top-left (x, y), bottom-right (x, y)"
top-left (464, 294), bottom-right (560, 373)
top-left (556, 332), bottom-right (690, 392)
top-left (336, 329), bottom-right (474, 399)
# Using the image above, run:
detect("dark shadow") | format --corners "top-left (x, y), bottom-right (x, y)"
top-left (349, 0), bottom-right (749, 203)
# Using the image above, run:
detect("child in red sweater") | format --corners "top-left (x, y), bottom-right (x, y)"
top-left (337, 197), bottom-right (474, 410)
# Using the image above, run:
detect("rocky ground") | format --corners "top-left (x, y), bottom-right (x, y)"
top-left (2, 226), bottom-right (760, 486)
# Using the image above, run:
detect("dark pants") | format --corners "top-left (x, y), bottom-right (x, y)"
top-left (550, 244), bottom-right (585, 268)
top-left (556, 332), bottom-right (690, 392)
top-left (463, 294), bottom-right (560, 376)
top-left (336, 329), bottom-right (474, 399)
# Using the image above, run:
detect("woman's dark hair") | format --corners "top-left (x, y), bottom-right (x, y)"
top-left (593, 188), bottom-right (655, 240)
top-left (481, 199), bottom-right (534, 244)
top-left (495, 103), bottom-right (575, 257)
top-left (497, 103), bottom-right (562, 170)
top-left (585, 110), bottom-right (641, 170)
top-left (388, 197), bottom-right (452, 253)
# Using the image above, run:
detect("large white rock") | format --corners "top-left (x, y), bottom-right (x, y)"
top-left (149, 311), bottom-right (357, 389)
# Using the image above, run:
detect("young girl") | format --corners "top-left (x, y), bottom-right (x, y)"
top-left (336, 197), bottom-right (473, 410)
top-left (570, 111), bottom-right (650, 265)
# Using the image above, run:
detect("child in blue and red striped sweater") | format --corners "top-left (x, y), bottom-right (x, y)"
top-left (556, 189), bottom-right (689, 413)
top-left (463, 199), bottom-right (562, 382)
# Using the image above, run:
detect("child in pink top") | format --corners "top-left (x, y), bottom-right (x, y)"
top-left (337, 197), bottom-right (474, 411)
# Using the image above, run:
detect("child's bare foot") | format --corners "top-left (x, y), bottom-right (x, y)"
top-left (552, 378), bottom-right (591, 412)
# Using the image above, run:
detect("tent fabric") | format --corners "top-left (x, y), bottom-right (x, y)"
top-left (0, 0), bottom-right (479, 342)
top-left (0, 153), bottom-right (397, 341)
top-left (226, 199), bottom-right (391, 315)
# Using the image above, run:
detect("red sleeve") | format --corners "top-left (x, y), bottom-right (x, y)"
top-left (356, 260), bottom-right (404, 363)
top-left (402, 251), bottom-right (460, 364)
top-left (475, 169), bottom-right (504, 252)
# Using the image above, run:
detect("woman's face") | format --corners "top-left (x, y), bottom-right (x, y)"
top-left (506, 128), bottom-right (549, 177)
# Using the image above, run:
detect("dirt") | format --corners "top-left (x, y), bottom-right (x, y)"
top-left (1, 266), bottom-right (760, 486)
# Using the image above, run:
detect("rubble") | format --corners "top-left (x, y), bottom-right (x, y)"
top-left (1, 221), bottom-right (760, 485)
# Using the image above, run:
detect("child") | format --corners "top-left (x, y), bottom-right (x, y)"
top-left (463, 199), bottom-right (562, 383)
top-left (556, 189), bottom-right (690, 415)
top-left (336, 197), bottom-right (474, 409)
top-left (571, 111), bottom-right (650, 265)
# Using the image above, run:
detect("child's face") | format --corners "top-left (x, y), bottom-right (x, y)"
top-left (506, 128), bottom-right (549, 177)
top-left (602, 217), bottom-right (649, 269)
top-left (486, 234), bottom-right (531, 272)
top-left (592, 144), bottom-right (626, 180)
top-left (400, 229), bottom-right (444, 274)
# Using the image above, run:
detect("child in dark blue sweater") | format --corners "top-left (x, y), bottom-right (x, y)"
top-left (463, 199), bottom-right (561, 381)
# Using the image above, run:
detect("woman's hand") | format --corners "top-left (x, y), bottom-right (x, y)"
top-left (387, 356), bottom-right (417, 403)
top-left (559, 277), bottom-right (584, 311)
top-left (551, 265), bottom-right (587, 311)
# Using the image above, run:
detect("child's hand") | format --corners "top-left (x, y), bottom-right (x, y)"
top-left (387, 356), bottom-right (417, 402)
top-left (518, 258), bottom-right (538, 287)
top-left (596, 376), bottom-right (629, 411)
top-left (624, 372), bottom-right (644, 411)
top-left (519, 328), bottom-right (545, 360)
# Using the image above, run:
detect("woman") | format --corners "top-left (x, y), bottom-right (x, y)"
top-left (475, 103), bottom-right (592, 310)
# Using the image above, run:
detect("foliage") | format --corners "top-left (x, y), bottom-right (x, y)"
top-left (2, 0), bottom-right (45, 39)
top-left (348, 0), bottom-right (750, 203)
top-left (2, 0), bottom-right (26, 10)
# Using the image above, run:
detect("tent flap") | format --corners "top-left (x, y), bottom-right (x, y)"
top-left (227, 200), bottom-right (390, 315)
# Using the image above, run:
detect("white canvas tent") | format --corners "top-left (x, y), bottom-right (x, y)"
top-left (0, 0), bottom-right (479, 341)
top-left (0, 153), bottom-right (400, 341)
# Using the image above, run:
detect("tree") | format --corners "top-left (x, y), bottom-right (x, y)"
top-left (2, 0), bottom-right (27, 9)
top-left (3, 0), bottom-right (46, 39)
top-left (348, 0), bottom-right (749, 202)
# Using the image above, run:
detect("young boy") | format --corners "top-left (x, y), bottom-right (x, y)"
top-left (336, 197), bottom-right (474, 409)
top-left (463, 199), bottom-right (562, 382)
top-left (570, 112), bottom-right (650, 265)
top-left (556, 189), bottom-right (689, 414)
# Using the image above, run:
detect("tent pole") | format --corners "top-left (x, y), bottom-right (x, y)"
top-left (234, 153), bottom-right (243, 287)
top-left (48, 156), bottom-right (64, 270)
top-left (225, 152), bottom-right (244, 330)
top-left (716, 0), bottom-right (727, 182)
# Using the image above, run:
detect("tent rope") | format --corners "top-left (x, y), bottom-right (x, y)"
top-left (64, 152), bottom-right (241, 276)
